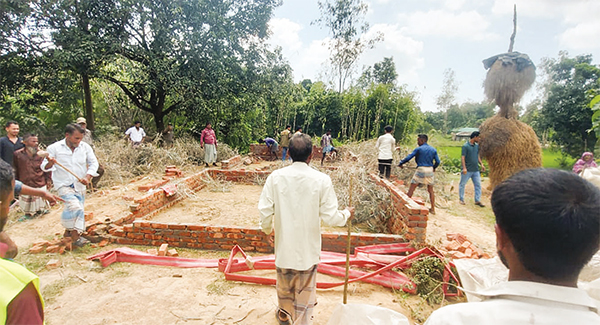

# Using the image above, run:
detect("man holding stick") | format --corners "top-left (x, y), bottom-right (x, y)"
top-left (258, 133), bottom-right (354, 325)
top-left (41, 123), bottom-right (98, 247)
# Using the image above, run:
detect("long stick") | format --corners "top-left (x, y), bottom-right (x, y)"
top-left (343, 176), bottom-right (353, 304)
top-left (53, 160), bottom-right (85, 183)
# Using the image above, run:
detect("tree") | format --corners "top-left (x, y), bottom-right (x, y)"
top-left (357, 56), bottom-right (397, 88)
top-left (540, 52), bottom-right (599, 156)
top-left (436, 68), bottom-right (459, 134)
top-left (315, 0), bottom-right (382, 93)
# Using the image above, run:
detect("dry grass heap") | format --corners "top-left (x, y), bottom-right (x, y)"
top-left (484, 60), bottom-right (535, 119)
top-left (479, 115), bottom-right (541, 189)
top-left (93, 135), bottom-right (236, 187)
top-left (324, 139), bottom-right (451, 233)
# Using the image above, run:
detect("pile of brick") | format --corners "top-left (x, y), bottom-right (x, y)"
top-left (28, 236), bottom-right (109, 255)
top-left (146, 243), bottom-right (178, 257)
top-left (442, 233), bottom-right (491, 259)
top-left (164, 165), bottom-right (183, 179)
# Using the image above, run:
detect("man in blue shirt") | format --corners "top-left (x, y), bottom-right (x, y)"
top-left (260, 137), bottom-right (279, 161)
top-left (398, 134), bottom-right (441, 214)
top-left (460, 131), bottom-right (486, 207)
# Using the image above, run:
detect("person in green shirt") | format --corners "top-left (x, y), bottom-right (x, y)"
top-left (459, 131), bottom-right (486, 207)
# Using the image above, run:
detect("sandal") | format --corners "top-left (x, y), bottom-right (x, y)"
top-left (275, 309), bottom-right (291, 325)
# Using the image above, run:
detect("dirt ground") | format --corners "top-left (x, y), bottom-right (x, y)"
top-left (8, 164), bottom-right (496, 325)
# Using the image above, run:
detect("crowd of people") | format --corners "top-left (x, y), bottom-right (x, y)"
top-left (1, 120), bottom-right (599, 324)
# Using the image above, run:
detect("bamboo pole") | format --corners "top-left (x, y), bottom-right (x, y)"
top-left (343, 176), bottom-right (353, 304)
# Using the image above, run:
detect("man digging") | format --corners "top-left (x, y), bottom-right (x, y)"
top-left (41, 123), bottom-right (98, 247)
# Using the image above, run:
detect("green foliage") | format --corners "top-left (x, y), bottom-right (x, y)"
top-left (406, 257), bottom-right (448, 305)
top-left (540, 52), bottom-right (599, 157)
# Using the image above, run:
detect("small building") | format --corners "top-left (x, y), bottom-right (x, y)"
top-left (452, 127), bottom-right (479, 141)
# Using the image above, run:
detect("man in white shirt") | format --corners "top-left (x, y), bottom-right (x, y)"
top-left (258, 133), bottom-right (355, 325)
top-left (41, 123), bottom-right (98, 247)
top-left (425, 168), bottom-right (600, 325)
top-left (376, 125), bottom-right (395, 179)
top-left (125, 121), bottom-right (146, 147)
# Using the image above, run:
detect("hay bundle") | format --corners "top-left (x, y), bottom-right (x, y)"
top-left (483, 52), bottom-right (535, 118)
top-left (479, 115), bottom-right (541, 189)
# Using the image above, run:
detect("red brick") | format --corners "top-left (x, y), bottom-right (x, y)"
top-left (168, 224), bottom-right (187, 230)
top-left (209, 233), bottom-right (224, 239)
top-left (46, 245), bottom-right (60, 253)
top-left (158, 243), bottom-right (169, 256)
top-left (123, 225), bottom-right (133, 232)
top-left (167, 249), bottom-right (178, 257)
top-left (151, 223), bottom-right (168, 229)
top-left (28, 245), bottom-right (45, 254)
top-left (147, 248), bottom-right (158, 255)
top-left (187, 225), bottom-right (206, 231)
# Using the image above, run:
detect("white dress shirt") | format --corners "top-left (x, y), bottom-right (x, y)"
top-left (125, 126), bottom-right (146, 142)
top-left (41, 139), bottom-right (99, 193)
top-left (258, 162), bottom-right (350, 270)
top-left (425, 281), bottom-right (600, 325)
top-left (376, 133), bottom-right (396, 160)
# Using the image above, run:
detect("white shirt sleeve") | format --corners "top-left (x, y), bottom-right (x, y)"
top-left (40, 145), bottom-right (57, 172)
top-left (258, 176), bottom-right (275, 234)
top-left (319, 176), bottom-right (349, 227)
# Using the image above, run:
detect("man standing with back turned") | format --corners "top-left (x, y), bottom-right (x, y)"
top-left (459, 131), bottom-right (486, 207)
top-left (425, 168), bottom-right (600, 324)
top-left (258, 133), bottom-right (354, 325)
top-left (41, 123), bottom-right (98, 247)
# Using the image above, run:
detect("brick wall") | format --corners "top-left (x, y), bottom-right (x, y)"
top-left (370, 174), bottom-right (428, 243)
top-left (249, 144), bottom-right (327, 161)
top-left (110, 220), bottom-right (405, 254)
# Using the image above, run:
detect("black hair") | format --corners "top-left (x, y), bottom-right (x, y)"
top-left (5, 121), bottom-right (18, 128)
top-left (0, 160), bottom-right (14, 231)
top-left (65, 123), bottom-right (85, 135)
top-left (295, 126), bottom-right (302, 132)
top-left (22, 133), bottom-right (37, 141)
top-left (327, 129), bottom-right (332, 133)
top-left (470, 131), bottom-right (480, 139)
top-left (289, 134), bottom-right (312, 162)
top-left (286, 125), bottom-right (291, 129)
top-left (384, 125), bottom-right (393, 133)
top-left (492, 168), bottom-right (600, 282)
top-left (135, 121), bottom-right (142, 125)
top-left (206, 122), bottom-right (211, 127)
top-left (418, 134), bottom-right (428, 142)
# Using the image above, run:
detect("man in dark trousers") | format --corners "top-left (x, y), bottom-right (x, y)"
top-left (459, 131), bottom-right (486, 207)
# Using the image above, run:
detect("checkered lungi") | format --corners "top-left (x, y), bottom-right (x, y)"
top-left (19, 185), bottom-right (49, 215)
top-left (58, 186), bottom-right (86, 233)
top-left (411, 166), bottom-right (435, 185)
top-left (276, 264), bottom-right (318, 325)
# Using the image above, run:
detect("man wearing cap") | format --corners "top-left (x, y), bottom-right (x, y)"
top-left (77, 117), bottom-right (104, 189)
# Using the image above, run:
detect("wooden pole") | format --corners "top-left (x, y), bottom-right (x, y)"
top-left (343, 176), bottom-right (353, 304)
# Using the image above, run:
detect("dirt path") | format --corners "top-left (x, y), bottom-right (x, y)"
top-left (9, 166), bottom-right (496, 325)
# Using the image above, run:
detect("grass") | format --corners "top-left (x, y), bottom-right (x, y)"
top-left (439, 146), bottom-right (575, 170)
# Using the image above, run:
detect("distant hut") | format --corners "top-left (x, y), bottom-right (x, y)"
top-left (452, 128), bottom-right (479, 141)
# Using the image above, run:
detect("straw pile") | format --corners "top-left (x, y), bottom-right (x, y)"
top-left (484, 60), bottom-right (535, 118)
top-left (94, 135), bottom-right (236, 187)
top-left (479, 115), bottom-right (541, 189)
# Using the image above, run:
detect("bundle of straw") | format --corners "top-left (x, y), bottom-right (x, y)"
top-left (479, 115), bottom-right (542, 189)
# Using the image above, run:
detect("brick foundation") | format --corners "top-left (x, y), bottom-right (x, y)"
top-left (370, 174), bottom-right (428, 243)
top-left (108, 165), bottom-right (424, 252)
top-left (110, 220), bottom-right (405, 254)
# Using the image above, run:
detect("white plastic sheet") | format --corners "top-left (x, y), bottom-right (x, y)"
top-left (327, 303), bottom-right (409, 325)
top-left (581, 167), bottom-right (600, 189)
top-left (454, 250), bottom-right (600, 302)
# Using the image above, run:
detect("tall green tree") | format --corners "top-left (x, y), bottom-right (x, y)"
top-left (540, 52), bottom-right (599, 156)
top-left (315, 0), bottom-right (382, 93)
top-left (436, 68), bottom-right (459, 134)
top-left (358, 56), bottom-right (397, 88)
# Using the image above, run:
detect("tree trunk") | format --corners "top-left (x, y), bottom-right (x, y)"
top-left (81, 73), bottom-right (95, 131)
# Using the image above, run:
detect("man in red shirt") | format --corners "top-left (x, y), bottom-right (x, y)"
top-left (13, 134), bottom-right (52, 219)
top-left (200, 122), bottom-right (218, 167)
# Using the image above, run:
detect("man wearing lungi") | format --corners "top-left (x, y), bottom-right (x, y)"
top-left (200, 122), bottom-right (218, 167)
top-left (13, 134), bottom-right (52, 219)
top-left (398, 134), bottom-right (440, 214)
top-left (41, 123), bottom-right (98, 247)
top-left (258, 133), bottom-right (354, 325)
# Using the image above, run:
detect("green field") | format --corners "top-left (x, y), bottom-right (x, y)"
top-left (438, 146), bottom-right (575, 170)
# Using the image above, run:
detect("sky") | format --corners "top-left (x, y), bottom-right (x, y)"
top-left (267, 0), bottom-right (600, 112)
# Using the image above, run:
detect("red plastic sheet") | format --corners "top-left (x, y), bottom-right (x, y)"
top-left (88, 243), bottom-right (460, 295)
